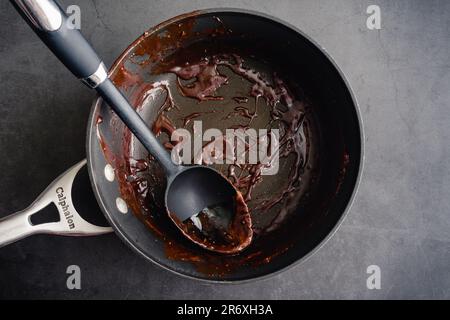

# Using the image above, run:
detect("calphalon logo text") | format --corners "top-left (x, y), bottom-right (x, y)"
top-left (56, 187), bottom-right (75, 230)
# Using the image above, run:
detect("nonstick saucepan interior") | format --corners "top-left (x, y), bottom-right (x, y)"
top-left (87, 9), bottom-right (363, 282)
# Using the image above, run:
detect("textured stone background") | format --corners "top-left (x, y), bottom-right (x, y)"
top-left (0, 0), bottom-right (449, 299)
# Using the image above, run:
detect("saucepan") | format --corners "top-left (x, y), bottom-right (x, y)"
top-left (0, 6), bottom-right (363, 282)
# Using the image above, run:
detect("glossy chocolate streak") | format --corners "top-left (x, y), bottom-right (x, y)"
top-left (169, 191), bottom-right (252, 254)
top-left (167, 54), bottom-right (310, 212)
top-left (97, 19), bottom-right (321, 275)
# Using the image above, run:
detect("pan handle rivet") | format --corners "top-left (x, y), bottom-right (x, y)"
top-left (104, 164), bottom-right (115, 182)
top-left (116, 197), bottom-right (128, 214)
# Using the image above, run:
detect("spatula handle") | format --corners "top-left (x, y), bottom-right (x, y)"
top-left (10, 0), bottom-right (180, 176)
top-left (10, 0), bottom-right (105, 85)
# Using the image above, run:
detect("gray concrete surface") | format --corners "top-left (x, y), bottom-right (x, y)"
top-left (0, 0), bottom-right (449, 299)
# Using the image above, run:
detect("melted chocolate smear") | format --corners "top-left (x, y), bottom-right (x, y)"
top-left (169, 191), bottom-right (252, 254)
top-left (99, 46), bottom-right (320, 276)
top-left (169, 54), bottom-right (310, 214)
top-left (171, 61), bottom-right (228, 101)
top-left (182, 110), bottom-right (216, 127)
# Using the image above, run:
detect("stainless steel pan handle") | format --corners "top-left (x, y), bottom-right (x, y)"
top-left (0, 160), bottom-right (112, 248)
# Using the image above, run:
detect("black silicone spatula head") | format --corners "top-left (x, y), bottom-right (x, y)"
top-left (166, 166), bottom-right (236, 222)
top-left (166, 166), bottom-right (253, 254)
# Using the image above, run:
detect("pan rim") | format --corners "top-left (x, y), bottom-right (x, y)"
top-left (86, 7), bottom-right (365, 285)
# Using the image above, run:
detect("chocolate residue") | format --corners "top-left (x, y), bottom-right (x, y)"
top-left (113, 65), bottom-right (141, 90)
top-left (169, 191), bottom-right (253, 254)
top-left (152, 113), bottom-right (176, 138)
top-left (171, 61), bottom-right (228, 101)
top-left (130, 15), bottom-right (197, 66)
top-left (167, 54), bottom-right (310, 211)
top-left (182, 112), bottom-right (201, 126)
top-left (96, 16), bottom-right (328, 277)
top-left (233, 97), bottom-right (249, 104)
